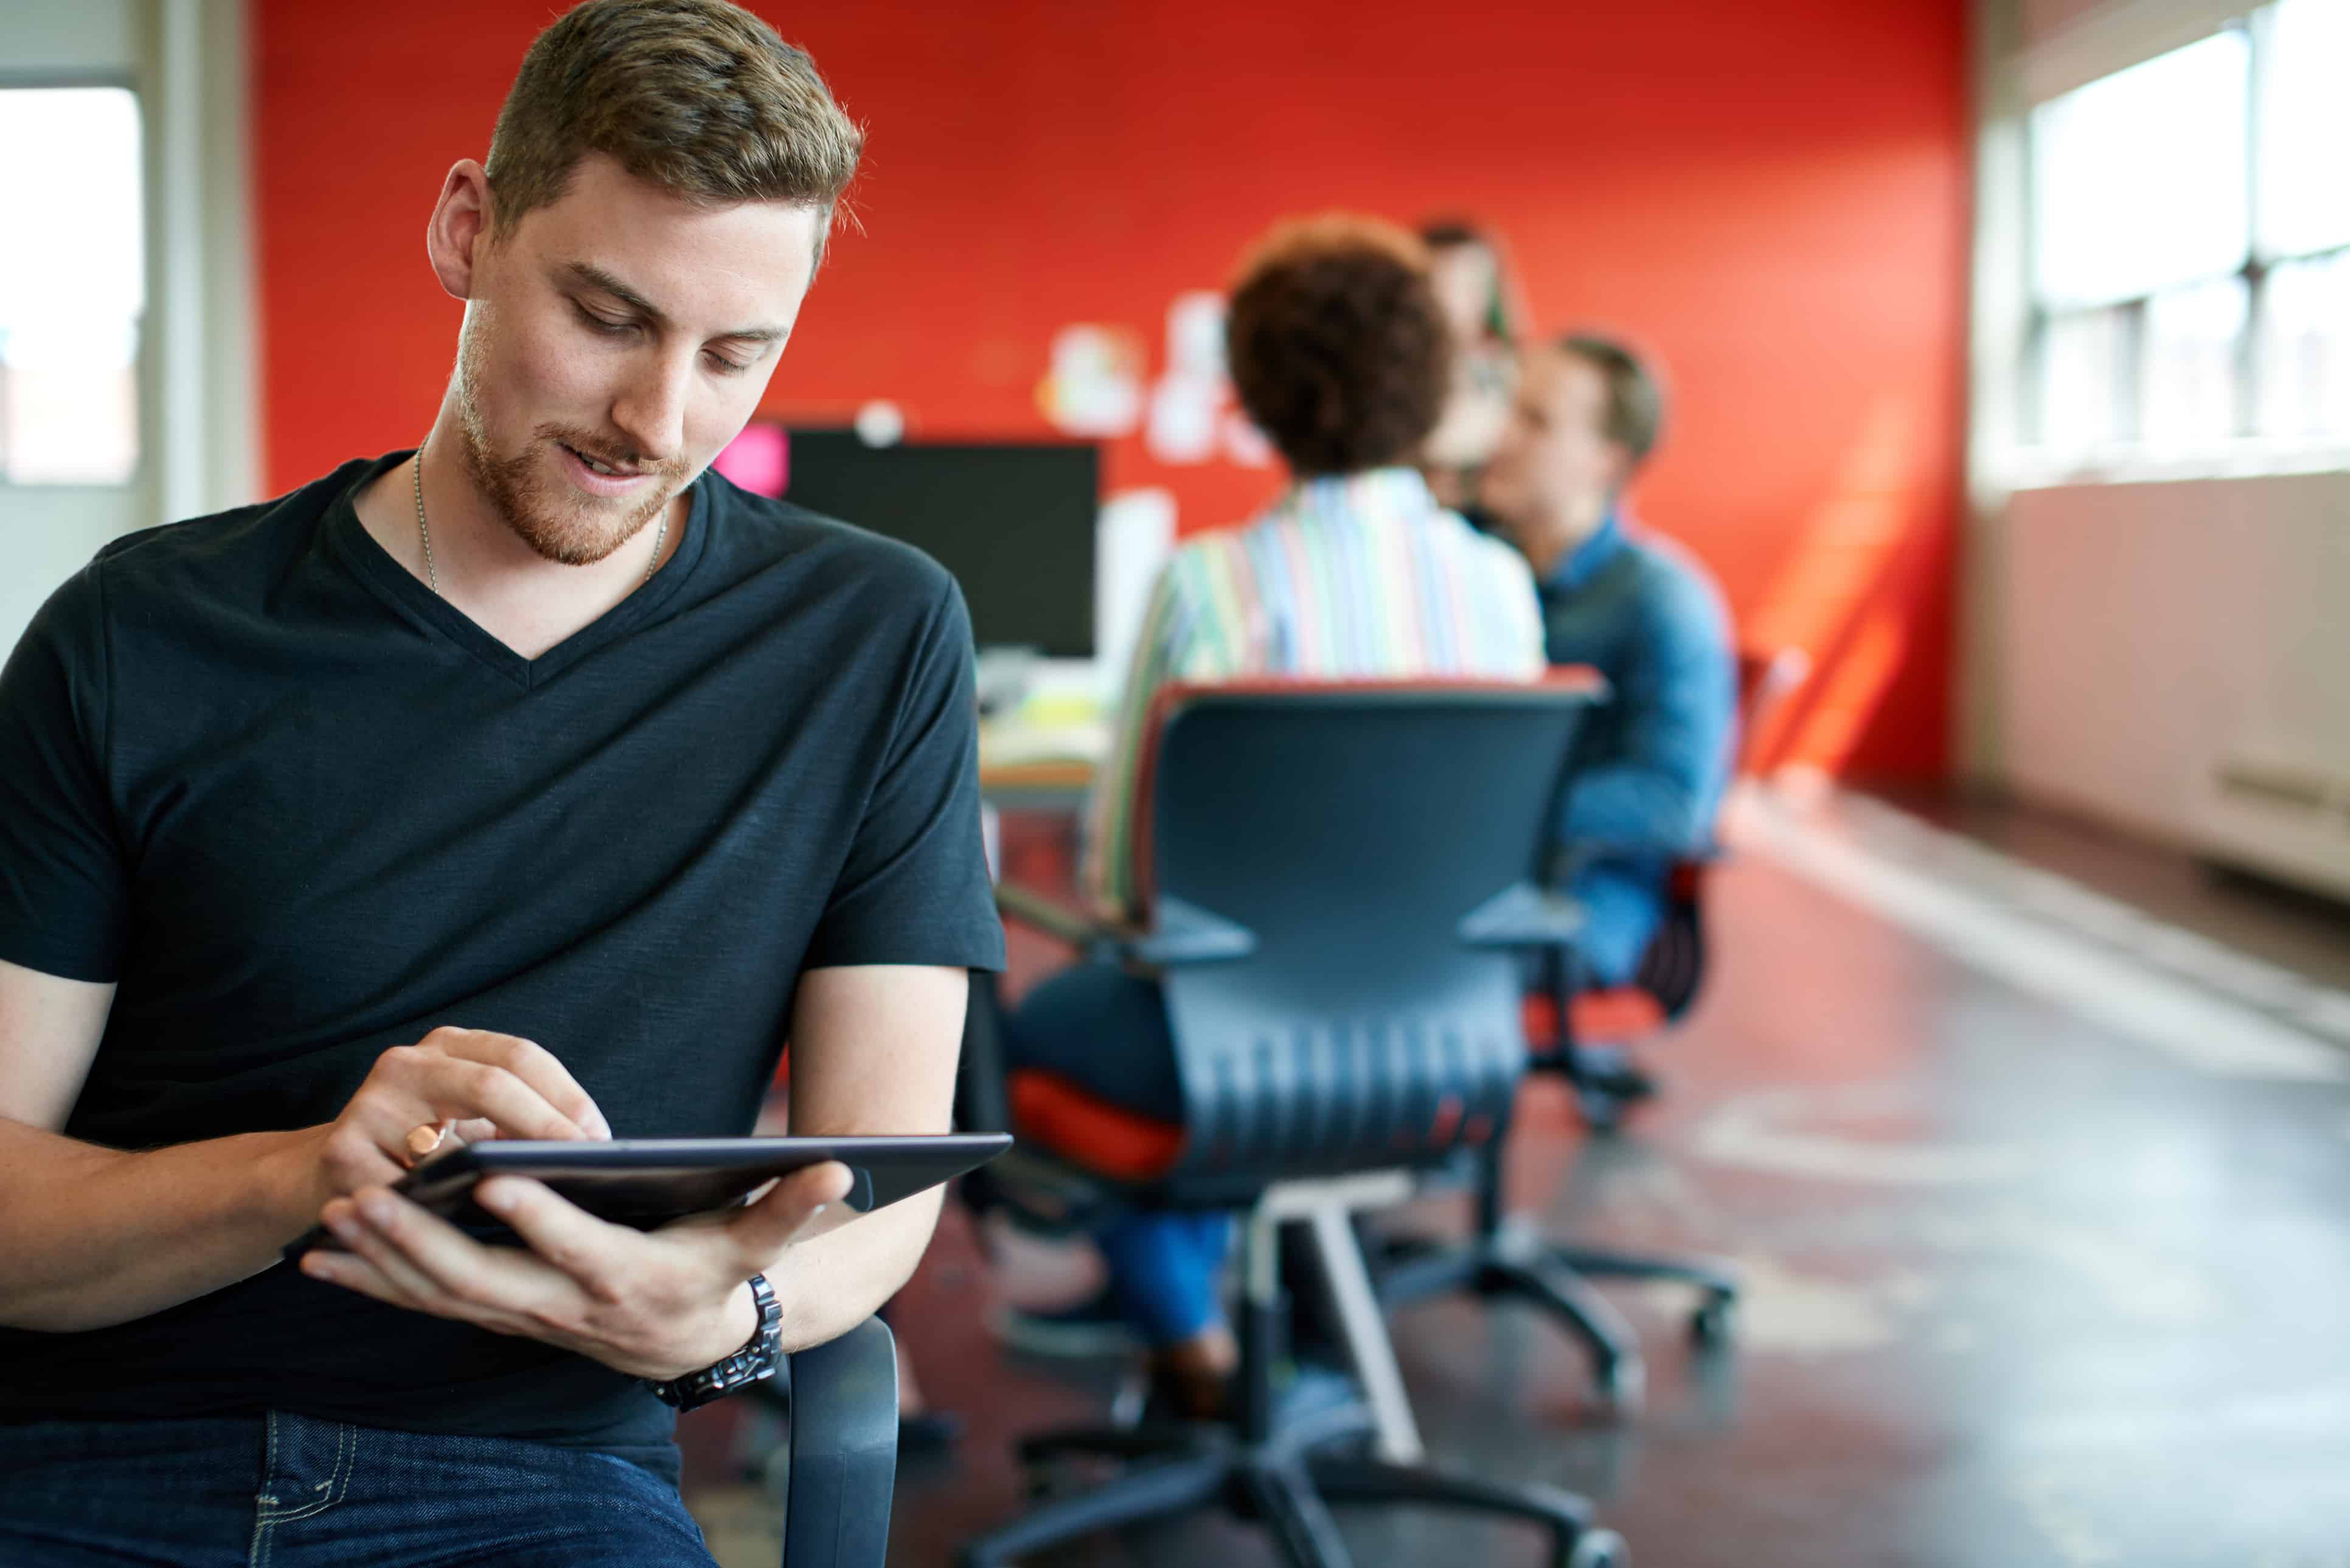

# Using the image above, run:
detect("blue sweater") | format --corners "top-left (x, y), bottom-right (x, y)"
top-left (1538, 514), bottom-right (1735, 985)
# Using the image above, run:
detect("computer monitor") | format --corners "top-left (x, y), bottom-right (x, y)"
top-left (773, 428), bottom-right (1098, 657)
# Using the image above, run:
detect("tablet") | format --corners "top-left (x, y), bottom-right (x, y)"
top-left (284, 1133), bottom-right (1011, 1261)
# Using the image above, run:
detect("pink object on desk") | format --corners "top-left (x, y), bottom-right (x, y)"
top-left (712, 423), bottom-right (787, 498)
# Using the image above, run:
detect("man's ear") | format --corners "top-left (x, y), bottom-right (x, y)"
top-left (425, 159), bottom-right (493, 304)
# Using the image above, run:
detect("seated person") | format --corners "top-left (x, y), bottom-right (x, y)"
top-left (0, 5), bottom-right (1000, 1562)
top-left (1003, 215), bottom-right (1548, 1415)
top-left (1478, 333), bottom-right (1735, 989)
top-left (1416, 218), bottom-right (1525, 513)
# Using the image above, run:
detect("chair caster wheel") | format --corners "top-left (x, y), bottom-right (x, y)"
top-left (1691, 1295), bottom-right (1735, 1348)
top-left (1565, 1527), bottom-right (1630, 1567)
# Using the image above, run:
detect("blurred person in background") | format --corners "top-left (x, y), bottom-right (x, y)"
top-left (0, 2), bottom-right (1003, 1561)
top-left (1479, 333), bottom-right (1734, 993)
top-left (1417, 219), bottom-right (1524, 513)
top-left (1000, 215), bottom-right (1547, 1418)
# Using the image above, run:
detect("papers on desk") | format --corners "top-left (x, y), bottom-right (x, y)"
top-left (979, 718), bottom-right (1112, 769)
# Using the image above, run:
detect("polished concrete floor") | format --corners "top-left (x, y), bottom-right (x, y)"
top-left (681, 791), bottom-right (2350, 1567)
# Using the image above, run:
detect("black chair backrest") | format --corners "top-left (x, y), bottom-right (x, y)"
top-left (1139, 678), bottom-right (1601, 1204)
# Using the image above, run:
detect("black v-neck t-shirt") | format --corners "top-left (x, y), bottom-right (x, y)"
top-left (0, 451), bottom-right (1004, 1455)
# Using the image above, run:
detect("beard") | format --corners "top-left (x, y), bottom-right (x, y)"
top-left (453, 317), bottom-right (684, 567)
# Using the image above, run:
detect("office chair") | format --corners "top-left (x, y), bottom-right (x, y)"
top-left (958, 677), bottom-right (1628, 1568)
top-left (731, 1316), bottom-right (900, 1568)
top-left (1375, 646), bottom-right (1811, 1414)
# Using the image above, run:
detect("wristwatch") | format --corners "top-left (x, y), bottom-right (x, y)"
top-left (645, 1273), bottom-right (782, 1411)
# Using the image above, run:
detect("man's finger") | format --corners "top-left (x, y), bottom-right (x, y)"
top-left (722, 1161), bottom-right (855, 1268)
top-left (313, 1194), bottom-right (456, 1309)
top-left (301, 1246), bottom-right (420, 1311)
top-left (432, 1030), bottom-right (613, 1140)
top-left (475, 1176), bottom-right (633, 1299)
top-left (332, 1187), bottom-right (574, 1323)
top-left (394, 1051), bottom-right (591, 1143)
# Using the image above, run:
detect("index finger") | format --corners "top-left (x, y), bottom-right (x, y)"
top-left (429, 1030), bottom-right (612, 1140)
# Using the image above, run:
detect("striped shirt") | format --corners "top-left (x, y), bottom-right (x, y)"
top-left (1082, 466), bottom-right (1548, 918)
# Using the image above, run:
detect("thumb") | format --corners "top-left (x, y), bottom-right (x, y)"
top-left (726, 1160), bottom-right (855, 1268)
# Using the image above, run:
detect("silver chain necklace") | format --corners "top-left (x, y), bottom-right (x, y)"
top-left (411, 450), bottom-right (666, 596)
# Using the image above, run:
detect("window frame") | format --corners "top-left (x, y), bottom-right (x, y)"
top-left (2017, 1), bottom-right (2350, 480)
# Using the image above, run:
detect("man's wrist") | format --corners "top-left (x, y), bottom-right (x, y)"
top-left (244, 1126), bottom-right (332, 1240)
top-left (644, 1275), bottom-right (781, 1407)
top-left (650, 1278), bottom-right (761, 1382)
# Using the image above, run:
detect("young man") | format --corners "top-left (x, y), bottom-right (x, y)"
top-left (1005, 215), bottom-right (1547, 1415)
top-left (0, 3), bottom-right (1001, 1561)
top-left (1478, 333), bottom-right (1734, 989)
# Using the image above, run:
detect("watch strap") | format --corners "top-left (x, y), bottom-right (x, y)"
top-left (645, 1272), bottom-right (782, 1411)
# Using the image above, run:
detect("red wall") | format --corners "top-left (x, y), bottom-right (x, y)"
top-left (256, 0), bottom-right (1968, 778)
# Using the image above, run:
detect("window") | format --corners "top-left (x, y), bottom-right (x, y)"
top-left (0, 86), bottom-right (144, 486)
top-left (2024, 1), bottom-right (2350, 465)
top-left (2030, 32), bottom-right (2248, 311)
top-left (2259, 250), bottom-right (2350, 439)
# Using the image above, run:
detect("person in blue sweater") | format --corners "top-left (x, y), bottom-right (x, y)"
top-left (1478, 333), bottom-right (1736, 991)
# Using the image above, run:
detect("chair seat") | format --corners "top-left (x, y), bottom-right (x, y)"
top-left (1520, 988), bottom-right (1667, 1049)
top-left (1008, 1068), bottom-right (1187, 1181)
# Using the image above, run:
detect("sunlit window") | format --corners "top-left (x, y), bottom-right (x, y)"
top-left (2039, 308), bottom-right (2129, 452)
top-left (2258, 0), bottom-right (2350, 260)
top-left (0, 87), bottom-right (144, 487)
top-left (2030, 31), bottom-right (2248, 310)
top-left (2141, 277), bottom-right (2247, 448)
top-left (2023, 7), bottom-right (2350, 468)
top-left (2260, 250), bottom-right (2350, 440)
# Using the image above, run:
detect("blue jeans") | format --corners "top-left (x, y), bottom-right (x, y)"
top-left (1006, 963), bottom-right (1234, 1347)
top-left (0, 1412), bottom-right (711, 1567)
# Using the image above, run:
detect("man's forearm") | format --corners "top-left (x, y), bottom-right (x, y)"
top-left (1557, 765), bottom-right (1708, 858)
top-left (0, 1117), bottom-right (319, 1333)
top-left (762, 1184), bottom-right (944, 1354)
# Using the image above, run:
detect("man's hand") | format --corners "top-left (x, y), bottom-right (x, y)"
top-left (268, 1027), bottom-right (614, 1223)
top-left (296, 1160), bottom-right (856, 1380)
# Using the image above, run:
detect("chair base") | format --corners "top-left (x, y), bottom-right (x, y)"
top-left (960, 1394), bottom-right (1619, 1568)
top-left (1532, 1042), bottom-right (1661, 1133)
top-left (1375, 1221), bottom-right (1738, 1418)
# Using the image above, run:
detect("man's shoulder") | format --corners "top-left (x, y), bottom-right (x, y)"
top-left (703, 473), bottom-right (959, 612)
top-left (52, 460), bottom-right (377, 639)
top-left (1620, 526), bottom-right (1729, 635)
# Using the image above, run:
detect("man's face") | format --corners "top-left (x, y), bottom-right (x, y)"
top-left (1481, 348), bottom-right (1625, 537)
top-left (454, 153), bottom-right (821, 565)
top-left (1427, 243), bottom-right (1497, 345)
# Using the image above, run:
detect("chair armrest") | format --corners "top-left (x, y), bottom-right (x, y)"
top-left (782, 1316), bottom-right (899, 1568)
top-left (1457, 881), bottom-right (1587, 951)
top-left (995, 883), bottom-right (1256, 967)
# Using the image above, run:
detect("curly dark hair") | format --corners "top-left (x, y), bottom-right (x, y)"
top-left (1225, 216), bottom-right (1451, 477)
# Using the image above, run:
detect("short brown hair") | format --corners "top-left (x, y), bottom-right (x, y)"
top-left (1225, 215), bottom-right (1450, 477)
top-left (484, 0), bottom-right (863, 265)
top-left (1557, 333), bottom-right (1666, 468)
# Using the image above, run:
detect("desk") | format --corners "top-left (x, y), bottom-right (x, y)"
top-left (979, 757), bottom-right (1095, 812)
top-left (979, 716), bottom-right (1104, 812)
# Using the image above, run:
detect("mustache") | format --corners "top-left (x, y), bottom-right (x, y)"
top-left (541, 428), bottom-right (683, 479)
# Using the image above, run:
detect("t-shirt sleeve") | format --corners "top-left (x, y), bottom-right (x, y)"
top-left (803, 577), bottom-right (1006, 973)
top-left (0, 565), bottom-right (127, 982)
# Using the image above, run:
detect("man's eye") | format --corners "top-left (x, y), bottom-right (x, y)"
top-left (576, 305), bottom-right (631, 335)
top-left (705, 352), bottom-right (751, 376)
